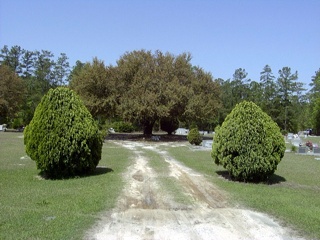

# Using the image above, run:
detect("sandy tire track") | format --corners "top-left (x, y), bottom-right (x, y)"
top-left (85, 141), bottom-right (302, 240)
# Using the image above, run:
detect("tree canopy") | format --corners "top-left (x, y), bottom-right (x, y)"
top-left (2, 44), bottom-right (320, 134)
top-left (70, 58), bottom-right (116, 120)
top-left (0, 64), bottom-right (26, 123)
top-left (71, 50), bottom-right (221, 134)
top-left (217, 65), bottom-right (307, 133)
top-left (0, 45), bottom-right (70, 125)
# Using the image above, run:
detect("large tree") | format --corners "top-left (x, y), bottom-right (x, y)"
top-left (309, 68), bottom-right (320, 100)
top-left (309, 69), bottom-right (320, 134)
top-left (71, 50), bottom-right (221, 135)
top-left (115, 50), bottom-right (221, 134)
top-left (217, 68), bottom-right (252, 125)
top-left (183, 66), bottom-right (221, 129)
top-left (0, 45), bottom-right (23, 74)
top-left (70, 58), bottom-right (117, 120)
top-left (260, 65), bottom-right (277, 111)
top-left (276, 67), bottom-right (299, 131)
top-left (0, 45), bottom-right (71, 124)
top-left (216, 78), bottom-right (233, 124)
top-left (115, 50), bottom-right (192, 134)
top-left (0, 65), bottom-right (25, 123)
top-left (232, 68), bottom-right (251, 101)
top-left (52, 53), bottom-right (70, 87)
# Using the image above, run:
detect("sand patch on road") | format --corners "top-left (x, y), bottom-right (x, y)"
top-left (86, 141), bottom-right (301, 240)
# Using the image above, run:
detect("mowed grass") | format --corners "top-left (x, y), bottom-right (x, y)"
top-left (1, 132), bottom-right (320, 239)
top-left (167, 145), bottom-right (320, 239)
top-left (0, 133), bottom-right (132, 240)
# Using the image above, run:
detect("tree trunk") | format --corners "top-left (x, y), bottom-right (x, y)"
top-left (143, 121), bottom-right (154, 135)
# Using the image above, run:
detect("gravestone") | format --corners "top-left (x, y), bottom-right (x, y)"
top-left (298, 146), bottom-right (306, 154)
top-left (291, 137), bottom-right (302, 147)
top-left (202, 140), bottom-right (213, 148)
top-left (0, 124), bottom-right (6, 131)
top-left (313, 147), bottom-right (320, 154)
top-left (175, 128), bottom-right (189, 135)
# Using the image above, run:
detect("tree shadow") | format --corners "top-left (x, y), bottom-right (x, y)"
top-left (215, 170), bottom-right (286, 185)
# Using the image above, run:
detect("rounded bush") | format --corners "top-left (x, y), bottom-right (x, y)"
top-left (211, 101), bottom-right (285, 182)
top-left (187, 128), bottom-right (203, 145)
top-left (113, 121), bottom-right (134, 133)
top-left (24, 87), bottom-right (103, 179)
top-left (160, 117), bottom-right (179, 135)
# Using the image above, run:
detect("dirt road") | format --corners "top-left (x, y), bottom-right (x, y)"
top-left (86, 141), bottom-right (301, 240)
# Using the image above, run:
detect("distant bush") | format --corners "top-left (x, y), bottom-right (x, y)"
top-left (12, 118), bottom-right (23, 129)
top-left (160, 117), bottom-right (179, 135)
top-left (211, 101), bottom-right (285, 182)
top-left (24, 87), bottom-right (103, 179)
top-left (187, 128), bottom-right (202, 145)
top-left (113, 121), bottom-right (134, 133)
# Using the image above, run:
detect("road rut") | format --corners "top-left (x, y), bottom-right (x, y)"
top-left (86, 141), bottom-right (301, 240)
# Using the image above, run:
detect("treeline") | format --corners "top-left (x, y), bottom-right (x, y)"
top-left (1, 45), bottom-right (320, 134)
top-left (219, 66), bottom-right (306, 132)
top-left (0, 45), bottom-right (70, 126)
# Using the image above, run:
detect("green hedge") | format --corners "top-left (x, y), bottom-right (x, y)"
top-left (211, 101), bottom-right (285, 182)
top-left (24, 87), bottom-right (103, 179)
top-left (187, 128), bottom-right (203, 145)
top-left (112, 121), bottom-right (134, 133)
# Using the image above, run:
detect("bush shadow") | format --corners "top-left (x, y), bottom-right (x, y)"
top-left (215, 170), bottom-right (286, 185)
top-left (267, 174), bottom-right (286, 185)
top-left (38, 166), bottom-right (114, 180)
top-left (93, 166), bottom-right (114, 176)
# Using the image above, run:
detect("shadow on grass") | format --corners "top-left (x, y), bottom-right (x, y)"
top-left (267, 174), bottom-right (286, 185)
top-left (38, 167), bottom-right (114, 180)
top-left (93, 166), bottom-right (114, 176)
top-left (216, 170), bottom-right (286, 185)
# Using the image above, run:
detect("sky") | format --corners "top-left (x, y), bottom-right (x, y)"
top-left (1, 0), bottom-right (319, 88)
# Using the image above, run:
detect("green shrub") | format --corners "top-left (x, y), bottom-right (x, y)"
top-left (291, 145), bottom-right (297, 152)
top-left (189, 122), bottom-right (197, 130)
top-left (112, 121), bottom-right (134, 133)
top-left (211, 101), bottom-right (285, 182)
top-left (24, 87), bottom-right (103, 179)
top-left (160, 117), bottom-right (179, 135)
top-left (12, 118), bottom-right (23, 129)
top-left (187, 128), bottom-right (202, 145)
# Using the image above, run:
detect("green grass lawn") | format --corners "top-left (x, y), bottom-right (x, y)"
top-left (167, 145), bottom-right (320, 239)
top-left (1, 132), bottom-right (320, 239)
top-left (0, 132), bottom-right (132, 240)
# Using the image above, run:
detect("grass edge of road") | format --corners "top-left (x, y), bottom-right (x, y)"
top-left (166, 145), bottom-right (320, 240)
top-left (0, 134), bottom-right (132, 240)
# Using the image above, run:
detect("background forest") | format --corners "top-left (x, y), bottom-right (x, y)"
top-left (1, 45), bottom-right (320, 135)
